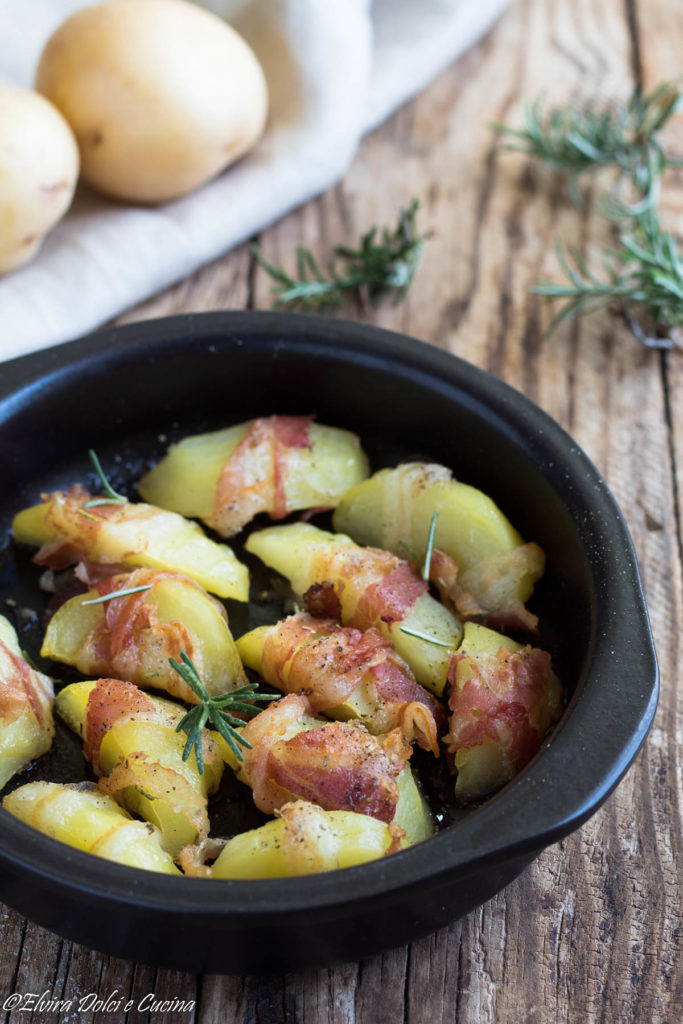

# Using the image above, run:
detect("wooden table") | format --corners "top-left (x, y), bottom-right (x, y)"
top-left (1, 0), bottom-right (680, 1020)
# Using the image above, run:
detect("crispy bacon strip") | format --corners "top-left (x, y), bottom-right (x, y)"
top-left (430, 544), bottom-right (544, 633)
top-left (82, 678), bottom-right (160, 770)
top-left (303, 546), bottom-right (428, 631)
top-left (445, 644), bottom-right (562, 800)
top-left (260, 613), bottom-right (443, 754)
top-left (34, 485), bottom-right (157, 576)
top-left (239, 694), bottom-right (411, 822)
top-left (208, 415), bottom-right (314, 536)
top-left (0, 637), bottom-right (53, 730)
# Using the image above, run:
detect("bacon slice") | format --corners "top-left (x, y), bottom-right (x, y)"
top-left (302, 545), bottom-right (428, 630)
top-left (208, 415), bottom-right (314, 536)
top-left (0, 619), bottom-right (55, 789)
top-left (260, 613), bottom-right (443, 754)
top-left (67, 569), bottom-right (235, 704)
top-left (430, 544), bottom-right (544, 633)
top-left (239, 694), bottom-right (411, 822)
top-left (0, 634), bottom-right (53, 731)
top-left (33, 485), bottom-right (155, 574)
top-left (82, 678), bottom-right (160, 770)
top-left (445, 642), bottom-right (562, 801)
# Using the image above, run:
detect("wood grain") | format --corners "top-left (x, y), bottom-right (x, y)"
top-left (1, 0), bottom-right (680, 1021)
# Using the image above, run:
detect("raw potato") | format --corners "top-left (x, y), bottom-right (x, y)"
top-left (36, 0), bottom-right (268, 203)
top-left (0, 85), bottom-right (79, 274)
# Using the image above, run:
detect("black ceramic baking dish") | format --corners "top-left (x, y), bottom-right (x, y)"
top-left (0, 312), bottom-right (658, 974)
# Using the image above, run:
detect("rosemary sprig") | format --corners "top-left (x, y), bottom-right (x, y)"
top-left (82, 584), bottom-right (152, 606)
top-left (534, 214), bottom-right (683, 347)
top-left (496, 82), bottom-right (683, 345)
top-left (399, 626), bottom-right (453, 648)
top-left (251, 199), bottom-right (426, 312)
top-left (170, 650), bottom-right (277, 774)
top-left (494, 83), bottom-right (683, 209)
top-left (84, 449), bottom-right (128, 508)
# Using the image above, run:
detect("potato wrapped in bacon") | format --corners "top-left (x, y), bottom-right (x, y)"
top-left (12, 484), bottom-right (249, 601)
top-left (3, 781), bottom-right (180, 875)
top-left (333, 462), bottom-right (545, 631)
top-left (56, 678), bottom-right (223, 856)
top-left (221, 693), bottom-right (434, 845)
top-left (180, 800), bottom-right (405, 879)
top-left (41, 568), bottom-right (247, 703)
top-left (237, 613), bottom-right (444, 755)
top-left (137, 415), bottom-right (369, 537)
top-left (245, 523), bottom-right (462, 696)
top-left (445, 622), bottom-right (563, 802)
top-left (0, 615), bottom-right (54, 790)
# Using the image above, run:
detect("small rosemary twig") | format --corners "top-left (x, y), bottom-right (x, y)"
top-left (170, 650), bottom-right (277, 773)
top-left (82, 585), bottom-right (152, 606)
top-left (399, 511), bottom-right (440, 581)
top-left (399, 626), bottom-right (453, 648)
top-left (251, 199), bottom-right (427, 312)
top-left (84, 450), bottom-right (128, 508)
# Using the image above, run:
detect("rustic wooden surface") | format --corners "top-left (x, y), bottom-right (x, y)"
top-left (1, 0), bottom-right (681, 1021)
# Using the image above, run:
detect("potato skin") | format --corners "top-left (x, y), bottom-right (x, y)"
top-left (0, 85), bottom-right (78, 274)
top-left (36, 0), bottom-right (268, 203)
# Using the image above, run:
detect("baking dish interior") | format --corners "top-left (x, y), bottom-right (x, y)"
top-left (0, 313), bottom-right (658, 972)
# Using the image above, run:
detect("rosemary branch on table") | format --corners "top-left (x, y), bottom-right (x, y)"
top-left (495, 83), bottom-right (683, 346)
top-left (170, 650), bottom-right (277, 774)
top-left (494, 83), bottom-right (683, 210)
top-left (250, 198), bottom-right (426, 312)
top-left (534, 212), bottom-right (683, 346)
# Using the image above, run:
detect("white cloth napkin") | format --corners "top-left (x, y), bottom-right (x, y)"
top-left (0, 0), bottom-right (511, 362)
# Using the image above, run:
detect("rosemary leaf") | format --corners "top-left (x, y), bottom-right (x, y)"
top-left (399, 626), bottom-right (453, 649)
top-left (82, 584), bottom-right (152, 606)
top-left (85, 449), bottom-right (128, 507)
top-left (422, 511), bottom-right (439, 581)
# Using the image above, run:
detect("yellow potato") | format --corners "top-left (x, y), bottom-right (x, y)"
top-left (0, 85), bottom-right (78, 274)
top-left (3, 782), bottom-right (180, 874)
top-left (183, 802), bottom-right (405, 879)
top-left (36, 0), bottom-right (268, 203)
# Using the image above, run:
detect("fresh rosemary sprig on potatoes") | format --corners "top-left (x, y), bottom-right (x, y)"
top-left (496, 83), bottom-right (683, 346)
top-left (170, 650), bottom-right (276, 773)
top-left (84, 449), bottom-right (128, 507)
top-left (251, 199), bottom-right (426, 312)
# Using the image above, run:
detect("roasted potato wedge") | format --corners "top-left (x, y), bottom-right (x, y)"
top-left (180, 800), bottom-right (405, 879)
top-left (138, 416), bottom-right (369, 536)
top-left (56, 679), bottom-right (223, 856)
top-left (42, 569), bottom-right (247, 702)
top-left (3, 781), bottom-right (180, 874)
top-left (13, 487), bottom-right (249, 600)
top-left (0, 615), bottom-right (54, 790)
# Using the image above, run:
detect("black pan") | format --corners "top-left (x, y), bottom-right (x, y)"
top-left (0, 312), bottom-right (658, 973)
